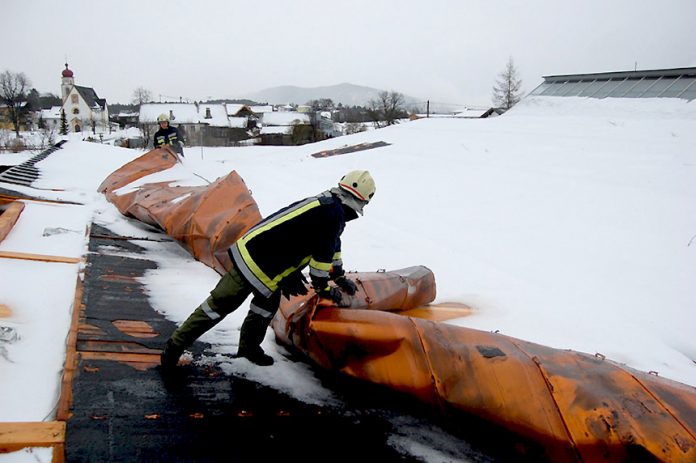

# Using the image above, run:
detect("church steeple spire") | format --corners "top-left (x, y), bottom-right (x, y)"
top-left (61, 62), bottom-right (75, 103)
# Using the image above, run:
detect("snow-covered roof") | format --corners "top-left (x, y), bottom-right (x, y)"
top-left (250, 105), bottom-right (273, 114)
top-left (139, 103), bottom-right (200, 124)
top-left (228, 117), bottom-right (248, 129)
top-left (225, 104), bottom-right (255, 117)
top-left (260, 125), bottom-right (291, 135)
top-left (138, 103), bottom-right (255, 127)
top-left (40, 106), bottom-right (62, 119)
top-left (262, 111), bottom-right (310, 126)
top-left (198, 104), bottom-right (229, 127)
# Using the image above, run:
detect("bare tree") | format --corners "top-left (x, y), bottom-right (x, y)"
top-left (492, 57), bottom-right (523, 110)
top-left (0, 70), bottom-right (31, 137)
top-left (132, 87), bottom-right (152, 106)
top-left (367, 91), bottom-right (406, 127)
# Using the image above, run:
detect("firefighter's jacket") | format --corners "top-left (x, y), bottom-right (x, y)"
top-left (229, 191), bottom-right (344, 297)
top-left (153, 125), bottom-right (184, 153)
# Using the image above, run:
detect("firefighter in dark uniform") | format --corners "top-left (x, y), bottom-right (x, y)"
top-left (153, 113), bottom-right (184, 156)
top-left (161, 170), bottom-right (376, 368)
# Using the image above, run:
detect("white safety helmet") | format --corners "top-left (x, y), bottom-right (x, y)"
top-left (337, 170), bottom-right (375, 215)
top-left (157, 113), bottom-right (170, 123)
top-left (339, 170), bottom-right (376, 202)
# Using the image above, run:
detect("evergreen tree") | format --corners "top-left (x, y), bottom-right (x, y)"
top-left (59, 108), bottom-right (68, 135)
top-left (492, 57), bottom-right (523, 110)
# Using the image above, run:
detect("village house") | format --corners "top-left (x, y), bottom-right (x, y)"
top-left (38, 106), bottom-right (63, 131)
top-left (60, 63), bottom-right (109, 133)
top-left (139, 102), bottom-right (256, 147)
top-left (259, 111), bottom-right (312, 145)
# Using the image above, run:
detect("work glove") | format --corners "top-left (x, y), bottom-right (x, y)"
top-left (333, 275), bottom-right (357, 295)
top-left (330, 264), bottom-right (357, 296)
top-left (280, 272), bottom-right (309, 300)
top-left (317, 286), bottom-right (346, 306)
top-left (311, 275), bottom-right (348, 307)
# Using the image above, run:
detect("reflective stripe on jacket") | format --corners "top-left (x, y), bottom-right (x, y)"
top-left (153, 125), bottom-right (182, 151)
top-left (229, 191), bottom-right (345, 297)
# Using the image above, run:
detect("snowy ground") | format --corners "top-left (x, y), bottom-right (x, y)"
top-left (1, 96), bottom-right (695, 462)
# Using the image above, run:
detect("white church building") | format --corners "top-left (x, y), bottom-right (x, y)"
top-left (60, 63), bottom-right (109, 133)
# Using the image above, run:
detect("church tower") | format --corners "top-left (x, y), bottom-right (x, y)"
top-left (61, 63), bottom-right (74, 102)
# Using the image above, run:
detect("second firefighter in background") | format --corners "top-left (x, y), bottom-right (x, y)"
top-left (153, 113), bottom-right (185, 156)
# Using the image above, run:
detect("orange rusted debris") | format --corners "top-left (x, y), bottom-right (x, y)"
top-left (272, 267), bottom-right (696, 462)
top-left (98, 147), bottom-right (261, 275)
top-left (97, 147), bottom-right (179, 194)
top-left (0, 200), bottom-right (25, 243)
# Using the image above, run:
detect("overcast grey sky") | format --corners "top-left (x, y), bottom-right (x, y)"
top-left (5, 0), bottom-right (696, 107)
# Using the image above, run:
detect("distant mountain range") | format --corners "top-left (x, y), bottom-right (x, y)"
top-left (245, 83), bottom-right (421, 108)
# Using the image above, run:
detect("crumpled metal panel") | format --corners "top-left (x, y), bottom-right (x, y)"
top-left (273, 268), bottom-right (696, 462)
top-left (98, 147), bottom-right (261, 274)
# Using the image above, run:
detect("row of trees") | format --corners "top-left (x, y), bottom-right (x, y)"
top-left (306, 91), bottom-right (408, 126)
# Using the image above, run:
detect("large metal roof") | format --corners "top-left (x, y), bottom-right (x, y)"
top-left (530, 67), bottom-right (696, 100)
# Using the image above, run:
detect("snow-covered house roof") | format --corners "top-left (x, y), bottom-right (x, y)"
top-left (262, 111), bottom-right (310, 126)
top-left (40, 106), bottom-right (62, 120)
top-left (198, 104), bottom-right (229, 127)
top-left (139, 103), bottom-right (253, 128)
top-left (260, 126), bottom-right (291, 135)
top-left (228, 117), bottom-right (248, 129)
top-left (250, 105), bottom-right (273, 114)
top-left (139, 103), bottom-right (200, 124)
top-left (225, 104), bottom-right (254, 117)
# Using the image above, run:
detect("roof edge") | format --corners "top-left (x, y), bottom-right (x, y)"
top-left (543, 67), bottom-right (696, 82)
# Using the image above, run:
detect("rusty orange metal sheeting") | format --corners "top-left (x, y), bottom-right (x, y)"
top-left (98, 147), bottom-right (179, 195)
top-left (272, 267), bottom-right (696, 462)
top-left (98, 147), bottom-right (261, 275)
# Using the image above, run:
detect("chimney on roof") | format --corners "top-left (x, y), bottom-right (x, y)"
top-left (205, 107), bottom-right (211, 119)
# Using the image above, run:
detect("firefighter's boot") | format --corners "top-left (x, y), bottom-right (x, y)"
top-left (237, 310), bottom-right (274, 366)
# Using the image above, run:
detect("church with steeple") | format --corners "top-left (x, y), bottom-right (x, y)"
top-left (60, 63), bottom-right (109, 133)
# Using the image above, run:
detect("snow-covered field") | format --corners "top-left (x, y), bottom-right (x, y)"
top-left (1, 96), bottom-right (695, 462)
